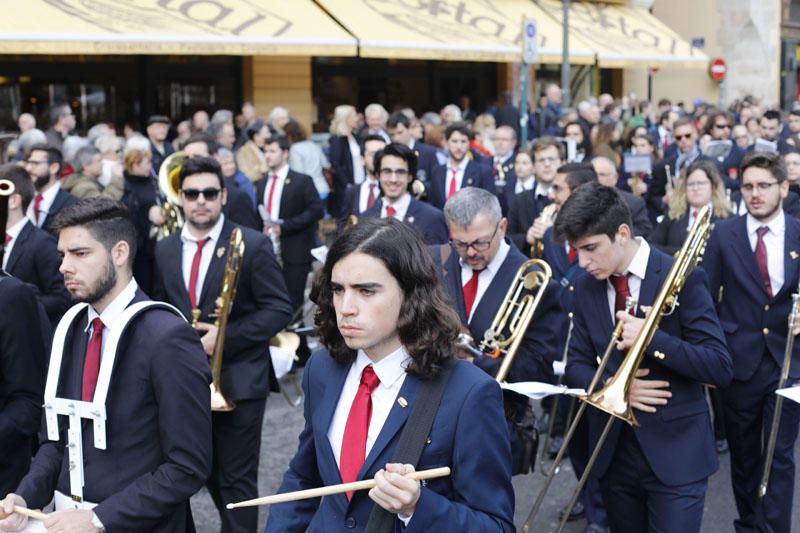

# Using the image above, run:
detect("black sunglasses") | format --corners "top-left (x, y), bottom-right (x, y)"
top-left (181, 187), bottom-right (221, 201)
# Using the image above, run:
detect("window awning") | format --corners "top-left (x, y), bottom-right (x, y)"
top-left (317, 0), bottom-right (596, 64)
top-left (535, 0), bottom-right (709, 68)
top-left (0, 0), bottom-right (357, 56)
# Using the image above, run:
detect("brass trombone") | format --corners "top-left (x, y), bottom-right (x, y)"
top-left (759, 284), bottom-right (800, 498)
top-left (479, 259), bottom-right (552, 382)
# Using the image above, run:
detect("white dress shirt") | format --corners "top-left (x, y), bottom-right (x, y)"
top-left (348, 135), bottom-right (366, 185)
top-left (84, 277), bottom-right (139, 349)
top-left (460, 239), bottom-right (511, 323)
top-left (261, 164), bottom-right (289, 222)
top-left (2, 217), bottom-right (29, 270)
top-left (382, 193), bottom-right (411, 221)
top-left (747, 211), bottom-right (785, 295)
top-left (606, 238), bottom-right (650, 320)
top-left (533, 179), bottom-right (550, 200)
top-left (515, 176), bottom-right (535, 195)
top-left (180, 214), bottom-right (226, 306)
top-left (26, 181), bottom-right (61, 227)
top-left (327, 347), bottom-right (411, 467)
top-left (445, 158), bottom-right (469, 194)
top-left (358, 178), bottom-right (380, 213)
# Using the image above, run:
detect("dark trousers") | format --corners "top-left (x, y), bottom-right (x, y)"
top-left (207, 398), bottom-right (267, 533)
top-left (567, 407), bottom-right (607, 526)
top-left (722, 354), bottom-right (800, 533)
top-left (600, 426), bottom-right (707, 533)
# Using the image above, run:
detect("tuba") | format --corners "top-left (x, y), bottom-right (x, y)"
top-left (480, 259), bottom-right (552, 382)
top-left (207, 227), bottom-right (245, 411)
top-left (155, 151), bottom-right (186, 240)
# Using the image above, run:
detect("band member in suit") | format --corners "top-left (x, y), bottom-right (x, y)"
top-left (255, 135), bottom-right (324, 320)
top-left (328, 105), bottom-right (362, 217)
top-left (555, 182), bottom-right (733, 533)
top-left (23, 144), bottom-right (79, 235)
top-left (361, 143), bottom-right (448, 245)
top-left (507, 137), bottom-right (563, 254)
top-left (434, 187), bottom-right (561, 473)
top-left (703, 151), bottom-right (800, 533)
top-left (0, 199), bottom-right (212, 532)
top-left (338, 134), bottom-right (386, 230)
top-left (490, 126), bottom-right (518, 215)
top-left (592, 157), bottom-right (653, 239)
top-left (265, 218), bottom-right (514, 532)
top-left (152, 156), bottom-right (293, 532)
top-left (1, 165), bottom-right (72, 324)
top-left (387, 111), bottom-right (438, 184)
top-left (427, 123), bottom-right (495, 209)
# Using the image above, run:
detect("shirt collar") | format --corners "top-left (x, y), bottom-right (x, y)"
top-left (6, 217), bottom-right (29, 239)
top-left (180, 213), bottom-right (225, 245)
top-left (448, 158), bottom-right (468, 172)
top-left (619, 237), bottom-right (650, 280)
top-left (747, 210), bottom-right (785, 238)
top-left (384, 192), bottom-right (411, 210)
top-left (270, 164), bottom-right (289, 181)
top-left (354, 345), bottom-right (411, 387)
top-left (85, 277), bottom-right (139, 332)
top-left (40, 180), bottom-right (61, 203)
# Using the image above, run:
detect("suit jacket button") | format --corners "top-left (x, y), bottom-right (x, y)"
top-left (654, 350), bottom-right (665, 360)
top-left (763, 327), bottom-right (769, 335)
top-left (764, 304), bottom-right (770, 311)
top-left (345, 517), bottom-right (356, 529)
top-left (568, 285), bottom-right (574, 292)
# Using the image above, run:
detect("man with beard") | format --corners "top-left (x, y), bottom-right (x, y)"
top-left (0, 198), bottom-right (212, 532)
top-left (704, 152), bottom-right (800, 533)
top-left (153, 156), bottom-right (293, 532)
top-left (23, 144), bottom-right (79, 235)
top-left (428, 123), bottom-right (494, 209)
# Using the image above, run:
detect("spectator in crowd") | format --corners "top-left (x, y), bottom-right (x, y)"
top-left (732, 124), bottom-right (751, 150)
top-left (45, 104), bottom-right (75, 150)
top-left (192, 110), bottom-right (210, 132)
top-left (147, 115), bottom-right (174, 175)
top-left (328, 105), bottom-right (363, 216)
top-left (217, 146), bottom-right (257, 209)
top-left (563, 120), bottom-right (592, 163)
top-left (236, 119), bottom-right (270, 184)
top-left (362, 103), bottom-right (390, 143)
top-left (62, 145), bottom-right (124, 200)
top-left (173, 119), bottom-right (192, 152)
top-left (268, 106), bottom-right (290, 133)
top-left (539, 83), bottom-right (563, 137)
top-left (285, 118), bottom-right (331, 200)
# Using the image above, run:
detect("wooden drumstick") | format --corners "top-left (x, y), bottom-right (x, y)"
top-left (0, 505), bottom-right (48, 521)
top-left (226, 466), bottom-right (451, 509)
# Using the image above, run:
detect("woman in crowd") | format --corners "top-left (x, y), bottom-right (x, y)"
top-left (328, 104), bottom-right (362, 216)
top-left (236, 119), bottom-right (270, 184)
top-left (284, 118), bottom-right (331, 202)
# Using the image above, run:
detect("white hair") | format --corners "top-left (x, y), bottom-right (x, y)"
top-left (62, 135), bottom-right (89, 164)
top-left (18, 128), bottom-right (47, 153)
top-left (123, 134), bottom-right (151, 156)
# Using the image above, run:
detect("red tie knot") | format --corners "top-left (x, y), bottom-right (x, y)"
top-left (610, 273), bottom-right (630, 292)
top-left (196, 237), bottom-right (210, 249)
top-left (470, 268), bottom-right (483, 281)
top-left (4, 233), bottom-right (11, 245)
top-left (91, 317), bottom-right (104, 333)
top-left (756, 226), bottom-right (769, 239)
top-left (360, 365), bottom-right (381, 392)
top-left (386, 206), bottom-right (397, 217)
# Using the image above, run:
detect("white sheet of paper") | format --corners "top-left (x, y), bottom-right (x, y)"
top-left (777, 385), bottom-right (800, 405)
top-left (269, 346), bottom-right (295, 380)
top-left (500, 381), bottom-right (586, 400)
top-left (553, 360), bottom-right (566, 377)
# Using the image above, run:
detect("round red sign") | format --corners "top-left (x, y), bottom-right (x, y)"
top-left (709, 58), bottom-right (727, 81)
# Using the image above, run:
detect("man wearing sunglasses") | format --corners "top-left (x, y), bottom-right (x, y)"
top-left (432, 187), bottom-right (562, 475)
top-left (152, 156), bottom-right (293, 532)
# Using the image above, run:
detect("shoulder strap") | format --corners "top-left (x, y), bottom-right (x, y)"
top-left (365, 359), bottom-right (456, 533)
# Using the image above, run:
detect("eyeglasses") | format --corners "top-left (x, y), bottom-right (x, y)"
top-left (450, 222), bottom-right (500, 252)
top-left (379, 168), bottom-right (409, 178)
top-left (713, 123), bottom-right (731, 130)
top-left (674, 134), bottom-right (694, 141)
top-left (536, 157), bottom-right (560, 165)
top-left (181, 187), bottom-right (221, 201)
top-left (741, 182), bottom-right (780, 193)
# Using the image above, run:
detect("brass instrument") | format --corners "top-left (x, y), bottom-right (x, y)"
top-left (209, 227), bottom-right (245, 411)
top-left (552, 204), bottom-right (713, 533)
top-left (759, 285), bottom-right (800, 498)
top-left (531, 203), bottom-right (557, 259)
top-left (155, 151), bottom-right (186, 240)
top-left (479, 259), bottom-right (552, 382)
top-left (0, 179), bottom-right (13, 267)
top-left (346, 214), bottom-right (358, 227)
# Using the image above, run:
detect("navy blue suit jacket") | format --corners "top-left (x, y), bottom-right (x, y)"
top-left (433, 240), bottom-right (560, 383)
top-left (703, 213), bottom-right (800, 381)
top-left (153, 220), bottom-right (293, 401)
top-left (427, 160), bottom-right (495, 209)
top-left (5, 220), bottom-right (72, 324)
top-left (40, 188), bottom-right (79, 236)
top-left (264, 351), bottom-right (515, 532)
top-left (507, 189), bottom-right (551, 255)
top-left (337, 181), bottom-right (378, 230)
top-left (361, 198), bottom-right (449, 245)
top-left (17, 290), bottom-right (212, 532)
top-left (541, 227), bottom-right (581, 333)
top-left (410, 140), bottom-right (438, 183)
top-left (565, 247), bottom-right (733, 486)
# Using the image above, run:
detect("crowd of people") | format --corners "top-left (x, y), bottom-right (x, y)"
top-left (0, 85), bottom-right (798, 533)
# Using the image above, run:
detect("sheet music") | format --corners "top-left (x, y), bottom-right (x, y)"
top-left (776, 385), bottom-right (800, 405)
top-left (499, 381), bottom-right (586, 400)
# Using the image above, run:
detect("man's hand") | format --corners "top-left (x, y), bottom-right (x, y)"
top-left (616, 310), bottom-right (646, 351)
top-left (43, 509), bottom-right (98, 533)
top-left (369, 463), bottom-right (421, 517)
top-left (263, 223), bottom-right (281, 237)
top-left (195, 322), bottom-right (218, 355)
top-left (525, 215), bottom-right (552, 245)
top-left (148, 205), bottom-right (166, 226)
top-left (0, 493), bottom-right (28, 532)
top-left (629, 368), bottom-right (671, 413)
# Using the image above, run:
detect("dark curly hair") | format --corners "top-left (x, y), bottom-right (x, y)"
top-left (310, 218), bottom-right (460, 379)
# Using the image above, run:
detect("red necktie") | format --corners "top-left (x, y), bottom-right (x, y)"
top-left (265, 173), bottom-right (279, 219)
top-left (33, 194), bottom-right (43, 225)
top-left (463, 269), bottom-right (483, 318)
top-left (340, 365), bottom-right (381, 499)
top-left (610, 273), bottom-right (632, 314)
top-left (386, 206), bottom-right (397, 218)
top-left (4, 233), bottom-right (10, 245)
top-left (188, 238), bottom-right (209, 309)
top-left (447, 167), bottom-right (458, 199)
top-left (367, 183), bottom-right (377, 209)
top-left (81, 317), bottom-right (104, 401)
top-left (755, 226), bottom-right (773, 298)
top-left (692, 209), bottom-right (698, 220)
top-left (568, 245), bottom-right (577, 265)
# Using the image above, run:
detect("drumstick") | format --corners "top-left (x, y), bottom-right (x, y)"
top-left (226, 466), bottom-right (451, 509)
top-left (0, 505), bottom-right (48, 521)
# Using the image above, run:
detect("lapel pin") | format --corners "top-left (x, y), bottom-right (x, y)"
top-left (425, 437), bottom-right (432, 444)
top-left (216, 247), bottom-right (225, 258)
top-left (467, 178), bottom-right (474, 185)
top-left (285, 178), bottom-right (291, 185)
top-left (791, 251), bottom-right (798, 260)
top-left (397, 397), bottom-right (408, 408)
top-left (407, 216), bottom-right (415, 224)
